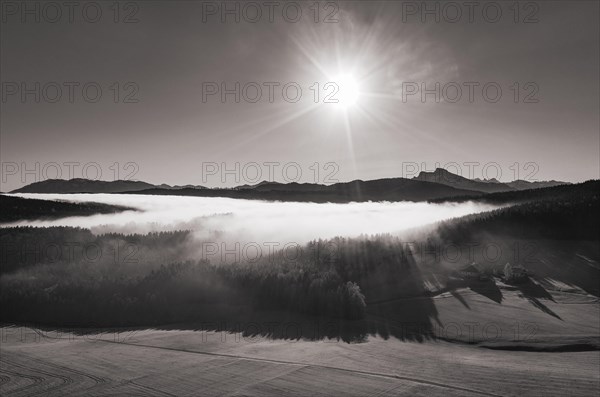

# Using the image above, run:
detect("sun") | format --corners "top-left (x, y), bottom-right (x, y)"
top-left (331, 73), bottom-right (360, 108)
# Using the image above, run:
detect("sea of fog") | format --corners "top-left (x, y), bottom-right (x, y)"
top-left (6, 193), bottom-right (497, 245)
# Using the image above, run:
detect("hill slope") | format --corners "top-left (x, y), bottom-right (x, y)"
top-left (0, 194), bottom-right (133, 223)
top-left (11, 179), bottom-right (206, 194)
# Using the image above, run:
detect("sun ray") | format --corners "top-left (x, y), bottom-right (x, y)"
top-left (289, 34), bottom-right (330, 79)
top-left (212, 102), bottom-right (322, 158)
top-left (341, 108), bottom-right (358, 180)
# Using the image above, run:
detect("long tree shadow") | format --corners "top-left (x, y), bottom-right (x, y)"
top-left (448, 289), bottom-right (471, 309)
top-left (6, 295), bottom-right (438, 344)
top-left (361, 248), bottom-right (441, 342)
top-left (468, 279), bottom-right (503, 304)
top-left (513, 278), bottom-right (562, 320)
top-left (4, 299), bottom-right (441, 345)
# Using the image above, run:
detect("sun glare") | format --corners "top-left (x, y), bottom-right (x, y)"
top-left (332, 73), bottom-right (360, 108)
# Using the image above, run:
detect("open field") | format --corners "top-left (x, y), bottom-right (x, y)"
top-left (1, 330), bottom-right (597, 396)
top-left (2, 285), bottom-right (598, 397)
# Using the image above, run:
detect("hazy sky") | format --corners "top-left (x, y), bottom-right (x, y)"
top-left (1, 1), bottom-right (598, 191)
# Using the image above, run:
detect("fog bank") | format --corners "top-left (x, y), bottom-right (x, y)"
top-left (6, 194), bottom-right (497, 246)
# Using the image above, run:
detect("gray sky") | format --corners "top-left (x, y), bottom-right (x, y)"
top-left (1, 0), bottom-right (598, 191)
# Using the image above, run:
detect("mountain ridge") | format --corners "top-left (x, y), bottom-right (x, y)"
top-left (413, 168), bottom-right (568, 193)
top-left (12, 178), bottom-right (206, 194)
top-left (10, 170), bottom-right (570, 203)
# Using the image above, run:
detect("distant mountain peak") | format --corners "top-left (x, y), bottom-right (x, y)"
top-left (235, 180), bottom-right (283, 190)
top-left (414, 169), bottom-right (512, 193)
top-left (473, 177), bottom-right (501, 184)
top-left (416, 168), bottom-right (466, 182)
top-left (421, 167), bottom-right (453, 175)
